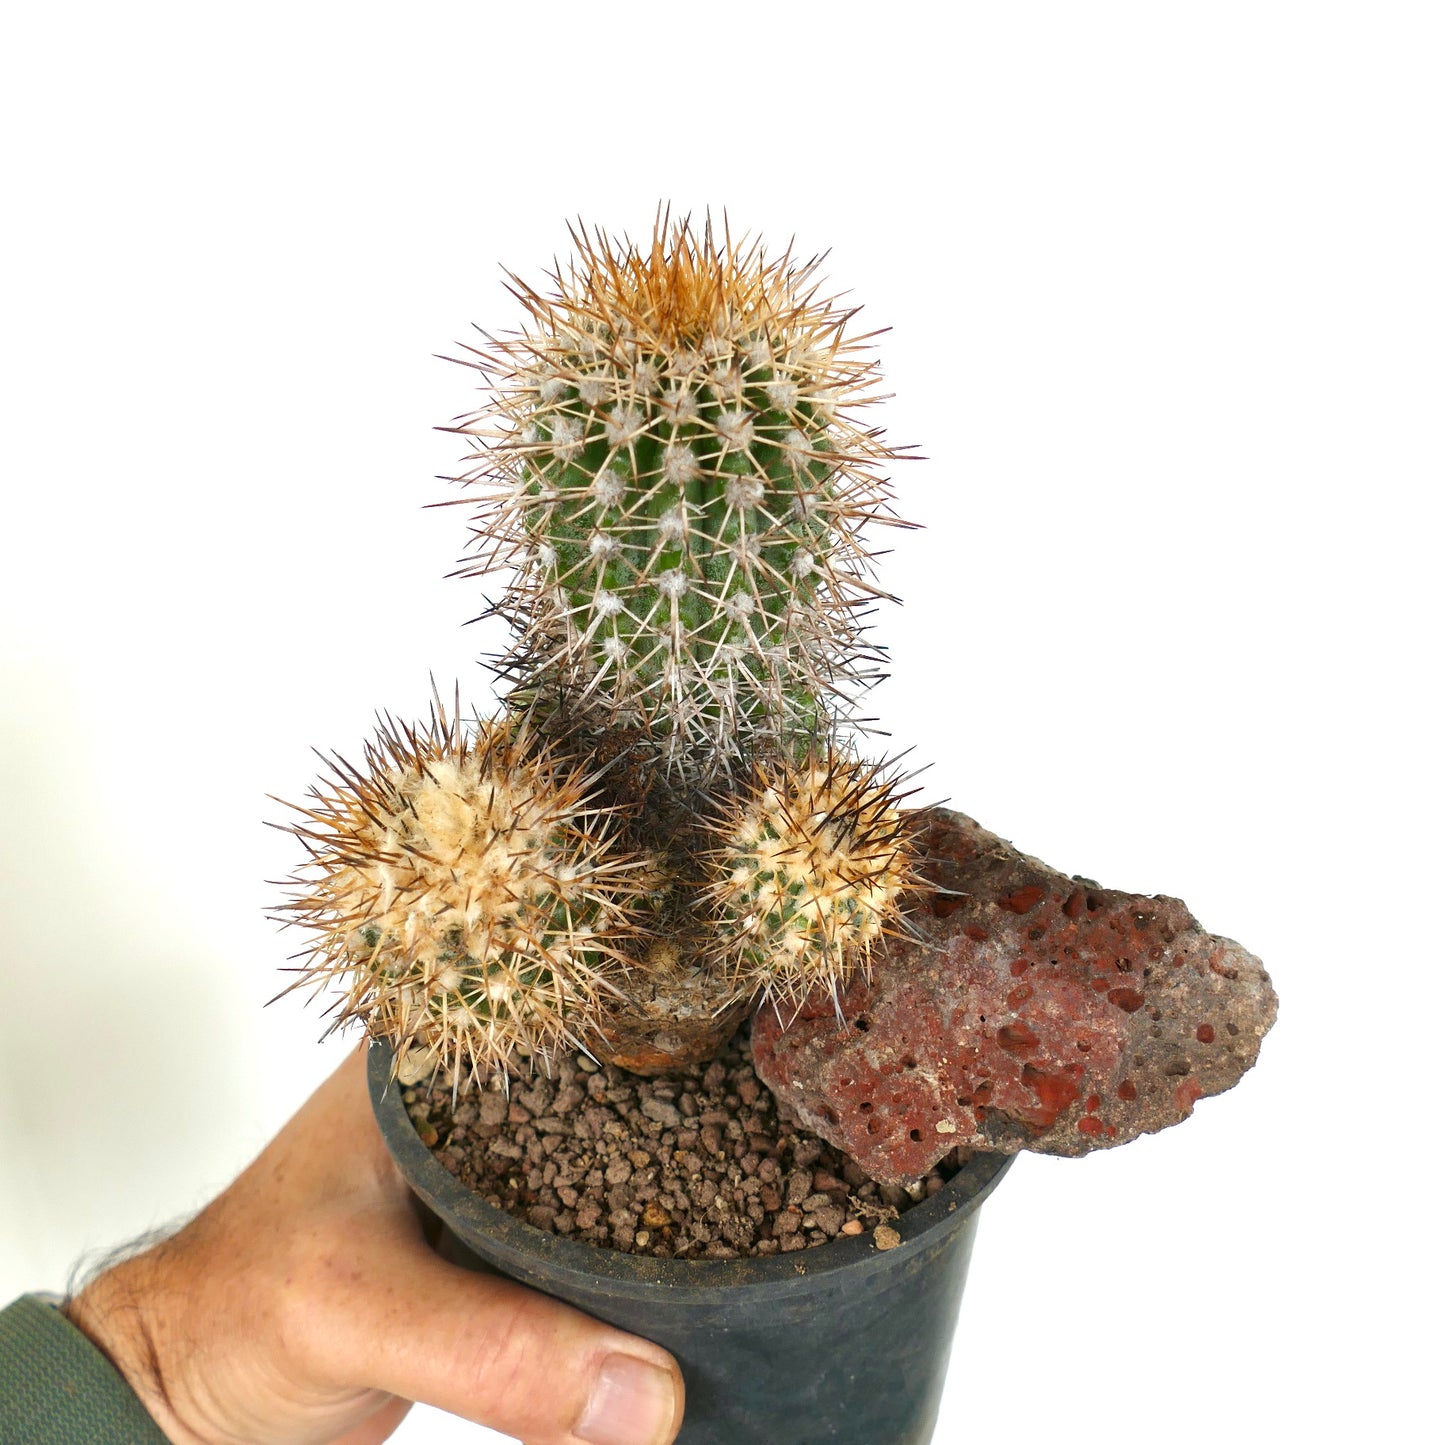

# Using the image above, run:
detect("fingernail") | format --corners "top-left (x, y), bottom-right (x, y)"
top-left (575, 1352), bottom-right (679, 1445)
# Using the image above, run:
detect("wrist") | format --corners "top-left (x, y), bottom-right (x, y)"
top-left (63, 1252), bottom-right (199, 1445)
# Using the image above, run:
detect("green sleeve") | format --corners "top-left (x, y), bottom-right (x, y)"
top-left (0, 1293), bottom-right (171, 1444)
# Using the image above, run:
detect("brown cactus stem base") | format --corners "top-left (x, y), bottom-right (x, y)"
top-left (591, 940), bottom-right (751, 1073)
top-left (532, 709), bottom-right (758, 1073)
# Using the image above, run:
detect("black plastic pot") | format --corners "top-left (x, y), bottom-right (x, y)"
top-left (368, 1043), bottom-right (1012, 1445)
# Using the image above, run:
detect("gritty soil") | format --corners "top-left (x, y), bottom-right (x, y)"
top-left (405, 1022), bottom-right (970, 1260)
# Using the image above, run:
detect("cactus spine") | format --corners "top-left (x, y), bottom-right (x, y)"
top-left (450, 216), bottom-right (909, 777)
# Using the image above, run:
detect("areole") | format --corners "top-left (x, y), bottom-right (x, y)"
top-left (369, 1042), bottom-right (1013, 1445)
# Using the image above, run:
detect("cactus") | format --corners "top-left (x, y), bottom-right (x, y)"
top-left (447, 214), bottom-right (911, 777)
top-left (704, 748), bottom-right (919, 1016)
top-left (275, 214), bottom-right (919, 1088)
top-left (273, 699), bottom-right (649, 1091)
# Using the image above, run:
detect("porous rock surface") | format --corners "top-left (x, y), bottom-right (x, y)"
top-left (752, 808), bottom-right (1277, 1185)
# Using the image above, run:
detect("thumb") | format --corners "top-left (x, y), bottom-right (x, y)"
top-left (335, 1240), bottom-right (684, 1445)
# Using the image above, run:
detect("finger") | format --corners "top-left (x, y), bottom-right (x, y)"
top-left (316, 1242), bottom-right (683, 1445)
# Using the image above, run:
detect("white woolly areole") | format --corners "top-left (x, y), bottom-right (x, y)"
top-left (791, 549), bottom-right (816, 579)
top-left (588, 532), bottom-right (620, 563)
top-left (630, 358), bottom-right (661, 394)
top-left (604, 404), bottom-right (643, 445)
top-left (658, 505), bottom-right (689, 542)
top-left (716, 408), bottom-right (755, 448)
top-left (577, 376), bottom-right (610, 406)
top-left (601, 634), bottom-right (627, 660)
top-left (742, 336), bottom-right (772, 371)
top-left (486, 975), bottom-right (519, 1006)
top-left (662, 443), bottom-right (700, 484)
top-left (591, 469), bottom-right (625, 507)
top-left (710, 364), bottom-right (743, 399)
top-left (658, 568), bottom-right (689, 599)
top-left (765, 379), bottom-right (799, 411)
top-left (538, 375), bottom-right (568, 404)
top-left (658, 388), bottom-right (698, 424)
top-left (595, 589), bottom-right (625, 617)
top-left (724, 591), bottom-right (755, 620)
top-left (726, 475), bottom-right (765, 510)
top-left (668, 347), bottom-right (702, 377)
top-left (550, 416), bottom-right (584, 461)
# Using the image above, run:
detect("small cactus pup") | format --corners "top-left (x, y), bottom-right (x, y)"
top-left (704, 745), bottom-right (921, 1018)
top-left (447, 213), bottom-right (915, 780)
top-left (272, 698), bottom-right (651, 1093)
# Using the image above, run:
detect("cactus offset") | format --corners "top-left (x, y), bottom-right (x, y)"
top-left (448, 215), bottom-right (911, 778)
top-left (273, 701), bottom-right (648, 1091)
top-left (704, 748), bottom-right (919, 1016)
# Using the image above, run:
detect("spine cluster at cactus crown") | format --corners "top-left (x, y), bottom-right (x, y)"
top-left (274, 215), bottom-right (924, 1091)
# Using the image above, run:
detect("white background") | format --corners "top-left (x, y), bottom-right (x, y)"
top-left (2, 3), bottom-right (1439, 1441)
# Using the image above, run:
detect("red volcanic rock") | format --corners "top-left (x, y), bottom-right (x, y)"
top-left (751, 809), bottom-right (1277, 1185)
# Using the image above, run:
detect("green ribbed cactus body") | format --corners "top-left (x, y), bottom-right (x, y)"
top-left (519, 336), bottom-right (840, 749)
top-left (454, 220), bottom-right (905, 778)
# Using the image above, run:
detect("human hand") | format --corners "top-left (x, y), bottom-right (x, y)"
top-left (63, 1048), bottom-right (684, 1445)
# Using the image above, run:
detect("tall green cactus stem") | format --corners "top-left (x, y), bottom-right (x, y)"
top-left (272, 703), bottom-right (648, 1090)
top-left (448, 216), bottom-right (911, 778)
top-left (704, 748), bottom-right (918, 1016)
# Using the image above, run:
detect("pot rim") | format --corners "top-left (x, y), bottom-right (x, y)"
top-left (369, 1039), bottom-right (1013, 1293)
